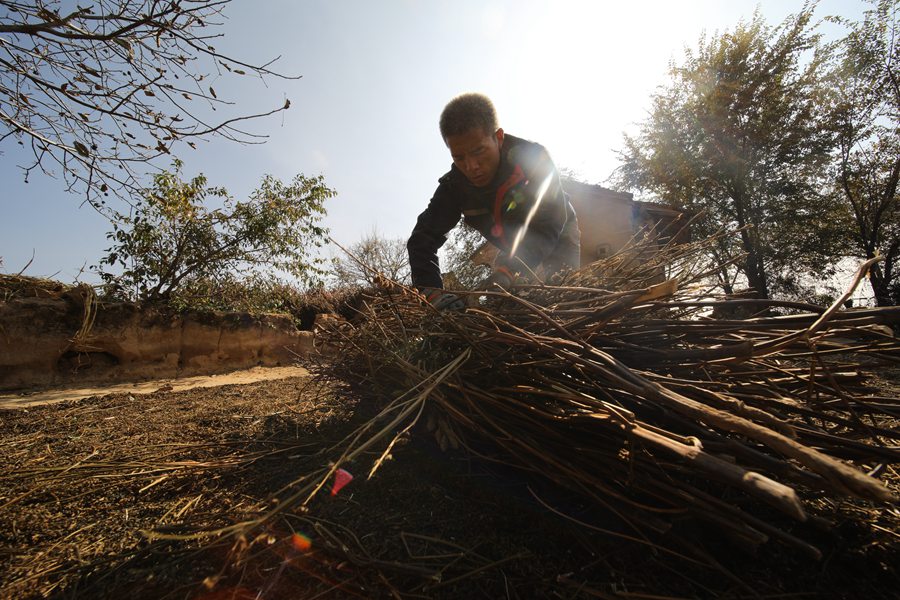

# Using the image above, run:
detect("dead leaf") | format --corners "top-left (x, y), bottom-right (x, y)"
top-left (73, 141), bottom-right (90, 157)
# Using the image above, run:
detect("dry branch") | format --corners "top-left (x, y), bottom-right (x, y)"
top-left (308, 231), bottom-right (900, 558)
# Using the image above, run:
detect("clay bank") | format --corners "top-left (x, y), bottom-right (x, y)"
top-left (0, 277), bottom-right (313, 391)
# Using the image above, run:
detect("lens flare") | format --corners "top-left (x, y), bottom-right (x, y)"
top-left (509, 173), bottom-right (554, 260)
top-left (291, 532), bottom-right (312, 552)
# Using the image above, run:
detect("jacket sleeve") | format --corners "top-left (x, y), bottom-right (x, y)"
top-left (496, 146), bottom-right (569, 274)
top-left (407, 179), bottom-right (461, 289)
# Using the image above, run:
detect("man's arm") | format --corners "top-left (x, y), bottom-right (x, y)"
top-left (407, 180), bottom-right (461, 289)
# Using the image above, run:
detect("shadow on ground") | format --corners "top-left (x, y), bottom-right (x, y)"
top-left (1, 376), bottom-right (897, 599)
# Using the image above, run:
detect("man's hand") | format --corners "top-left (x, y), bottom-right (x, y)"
top-left (423, 287), bottom-right (466, 312)
top-left (467, 266), bottom-right (516, 307)
top-left (476, 267), bottom-right (515, 291)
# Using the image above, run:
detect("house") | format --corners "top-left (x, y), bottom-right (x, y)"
top-left (563, 180), bottom-right (687, 265)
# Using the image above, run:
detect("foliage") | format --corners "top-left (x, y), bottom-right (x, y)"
top-left (0, 0), bottom-right (296, 210)
top-left (826, 0), bottom-right (900, 305)
top-left (330, 230), bottom-right (411, 288)
top-left (614, 7), bottom-right (840, 299)
top-left (96, 161), bottom-right (333, 302)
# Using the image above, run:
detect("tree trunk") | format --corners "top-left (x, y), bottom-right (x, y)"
top-left (738, 228), bottom-right (770, 298)
top-left (732, 188), bottom-right (770, 299)
top-left (869, 265), bottom-right (891, 307)
top-left (744, 253), bottom-right (769, 298)
top-left (870, 242), bottom-right (900, 306)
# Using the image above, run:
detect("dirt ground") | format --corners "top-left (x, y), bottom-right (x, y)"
top-left (1, 368), bottom-right (898, 599)
top-left (0, 366), bottom-right (310, 410)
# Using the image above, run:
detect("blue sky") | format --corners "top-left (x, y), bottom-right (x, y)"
top-left (1, 0), bottom-right (865, 283)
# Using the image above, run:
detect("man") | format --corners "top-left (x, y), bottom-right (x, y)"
top-left (407, 93), bottom-right (580, 311)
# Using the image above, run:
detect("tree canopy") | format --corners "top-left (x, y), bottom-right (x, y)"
top-left (827, 0), bottom-right (900, 305)
top-left (96, 161), bottom-right (333, 303)
top-left (0, 0), bottom-right (296, 210)
top-left (615, 7), bottom-right (839, 300)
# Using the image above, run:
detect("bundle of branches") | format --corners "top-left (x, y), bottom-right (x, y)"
top-left (0, 273), bottom-right (71, 299)
top-left (310, 231), bottom-right (900, 560)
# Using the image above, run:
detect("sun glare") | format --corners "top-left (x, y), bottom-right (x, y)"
top-left (488, 1), bottom-right (726, 184)
top-left (510, 172), bottom-right (554, 260)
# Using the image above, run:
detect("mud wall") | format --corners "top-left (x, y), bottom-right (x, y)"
top-left (0, 294), bottom-right (314, 391)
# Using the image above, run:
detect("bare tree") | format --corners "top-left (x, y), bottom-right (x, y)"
top-left (0, 0), bottom-right (297, 212)
top-left (439, 220), bottom-right (490, 290)
top-left (331, 230), bottom-right (411, 288)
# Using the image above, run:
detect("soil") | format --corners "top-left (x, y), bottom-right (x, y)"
top-left (1, 368), bottom-right (898, 599)
top-left (0, 366), bottom-right (309, 410)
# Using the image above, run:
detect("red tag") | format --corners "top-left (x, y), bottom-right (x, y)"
top-left (331, 468), bottom-right (353, 496)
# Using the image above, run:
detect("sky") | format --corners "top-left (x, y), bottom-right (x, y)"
top-left (0, 0), bottom-right (867, 284)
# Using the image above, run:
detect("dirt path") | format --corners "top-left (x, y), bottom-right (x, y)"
top-left (0, 365), bottom-right (308, 409)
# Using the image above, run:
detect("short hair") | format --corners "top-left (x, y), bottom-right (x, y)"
top-left (439, 93), bottom-right (498, 140)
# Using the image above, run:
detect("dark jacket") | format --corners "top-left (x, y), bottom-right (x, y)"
top-left (407, 134), bottom-right (579, 289)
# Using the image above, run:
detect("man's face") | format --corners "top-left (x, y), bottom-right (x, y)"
top-left (445, 127), bottom-right (504, 188)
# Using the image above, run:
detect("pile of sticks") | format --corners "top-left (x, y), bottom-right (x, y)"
top-left (314, 234), bottom-right (900, 559)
